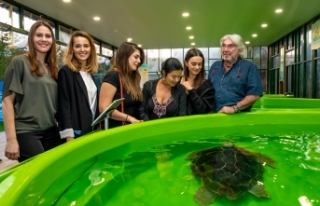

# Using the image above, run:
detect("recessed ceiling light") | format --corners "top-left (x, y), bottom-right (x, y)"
top-left (63, 0), bottom-right (71, 2)
top-left (186, 26), bottom-right (192, 30)
top-left (93, 16), bottom-right (100, 21)
top-left (189, 36), bottom-right (194, 39)
top-left (191, 43), bottom-right (195, 46)
top-left (138, 44), bottom-right (142, 47)
top-left (245, 41), bottom-right (250, 44)
top-left (261, 24), bottom-right (268, 28)
top-left (252, 34), bottom-right (257, 37)
top-left (275, 9), bottom-right (283, 13)
top-left (182, 12), bottom-right (189, 17)
top-left (127, 38), bottom-right (132, 42)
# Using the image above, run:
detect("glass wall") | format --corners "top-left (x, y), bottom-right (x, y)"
top-left (268, 16), bottom-right (320, 98)
top-left (144, 46), bottom-right (268, 91)
top-left (0, 0), bottom-right (116, 85)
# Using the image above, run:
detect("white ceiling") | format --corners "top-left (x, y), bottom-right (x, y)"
top-left (12, 0), bottom-right (320, 49)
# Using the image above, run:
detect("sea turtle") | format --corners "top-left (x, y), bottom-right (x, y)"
top-left (186, 143), bottom-right (275, 205)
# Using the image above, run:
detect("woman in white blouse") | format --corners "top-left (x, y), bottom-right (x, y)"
top-left (57, 30), bottom-right (99, 142)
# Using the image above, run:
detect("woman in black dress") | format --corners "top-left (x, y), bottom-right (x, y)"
top-left (99, 42), bottom-right (144, 128)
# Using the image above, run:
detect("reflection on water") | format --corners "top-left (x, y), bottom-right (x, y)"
top-left (54, 133), bottom-right (320, 206)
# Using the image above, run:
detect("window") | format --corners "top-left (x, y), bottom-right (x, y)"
top-left (59, 25), bottom-right (72, 44)
top-left (101, 43), bottom-right (113, 57)
top-left (0, 2), bottom-right (20, 28)
top-left (23, 10), bottom-right (55, 33)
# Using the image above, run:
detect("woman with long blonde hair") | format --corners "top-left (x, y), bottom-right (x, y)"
top-left (57, 30), bottom-right (99, 142)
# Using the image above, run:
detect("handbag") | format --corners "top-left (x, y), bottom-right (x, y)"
top-left (118, 74), bottom-right (126, 125)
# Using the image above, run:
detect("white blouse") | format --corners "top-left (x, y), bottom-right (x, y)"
top-left (80, 71), bottom-right (97, 120)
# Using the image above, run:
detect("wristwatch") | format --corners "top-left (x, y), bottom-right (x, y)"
top-left (234, 104), bottom-right (241, 113)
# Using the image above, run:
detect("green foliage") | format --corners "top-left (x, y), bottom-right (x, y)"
top-left (0, 34), bottom-right (9, 81)
top-left (0, 33), bottom-right (26, 81)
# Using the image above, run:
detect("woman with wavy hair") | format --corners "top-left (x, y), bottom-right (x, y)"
top-left (99, 42), bottom-right (144, 128)
top-left (57, 30), bottom-right (99, 142)
top-left (2, 20), bottom-right (60, 162)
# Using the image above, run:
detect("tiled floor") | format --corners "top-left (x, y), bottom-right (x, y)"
top-left (0, 132), bottom-right (19, 172)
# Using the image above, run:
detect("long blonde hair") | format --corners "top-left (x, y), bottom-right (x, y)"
top-left (64, 30), bottom-right (98, 74)
top-left (27, 20), bottom-right (59, 80)
top-left (111, 42), bottom-right (144, 101)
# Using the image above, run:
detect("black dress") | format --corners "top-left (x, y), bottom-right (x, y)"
top-left (102, 71), bottom-right (141, 128)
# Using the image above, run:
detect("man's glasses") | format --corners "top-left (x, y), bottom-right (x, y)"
top-left (222, 44), bottom-right (237, 50)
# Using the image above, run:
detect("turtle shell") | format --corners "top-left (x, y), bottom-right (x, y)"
top-left (187, 144), bottom-right (274, 201)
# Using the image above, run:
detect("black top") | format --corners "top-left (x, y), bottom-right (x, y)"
top-left (57, 65), bottom-right (99, 138)
top-left (102, 71), bottom-right (141, 128)
top-left (147, 95), bottom-right (176, 120)
top-left (187, 79), bottom-right (215, 114)
top-left (139, 79), bottom-right (187, 121)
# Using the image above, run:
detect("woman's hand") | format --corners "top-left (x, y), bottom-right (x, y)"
top-left (66, 137), bottom-right (75, 142)
top-left (5, 138), bottom-right (20, 160)
top-left (127, 116), bottom-right (143, 123)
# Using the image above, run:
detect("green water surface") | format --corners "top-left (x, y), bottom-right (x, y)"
top-left (54, 133), bottom-right (320, 206)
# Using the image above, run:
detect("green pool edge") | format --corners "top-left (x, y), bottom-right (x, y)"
top-left (0, 97), bottom-right (320, 205)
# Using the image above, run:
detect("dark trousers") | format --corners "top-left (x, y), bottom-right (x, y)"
top-left (16, 126), bottom-right (61, 162)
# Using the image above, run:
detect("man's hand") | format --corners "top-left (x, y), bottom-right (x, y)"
top-left (218, 106), bottom-right (236, 114)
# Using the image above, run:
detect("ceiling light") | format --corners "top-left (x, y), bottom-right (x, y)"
top-left (93, 16), bottom-right (100, 21)
top-left (63, 0), bottom-right (71, 2)
top-left (127, 38), bottom-right (132, 42)
top-left (275, 9), bottom-right (283, 13)
top-left (186, 26), bottom-right (192, 30)
top-left (189, 36), bottom-right (194, 39)
top-left (138, 44), bottom-right (142, 47)
top-left (261, 24), bottom-right (268, 28)
top-left (191, 43), bottom-right (195, 46)
top-left (252, 34), bottom-right (257, 37)
top-left (182, 12), bottom-right (189, 17)
top-left (245, 41), bottom-right (250, 44)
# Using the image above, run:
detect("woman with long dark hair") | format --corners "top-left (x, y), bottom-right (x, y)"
top-left (99, 42), bottom-right (144, 128)
top-left (181, 48), bottom-right (215, 114)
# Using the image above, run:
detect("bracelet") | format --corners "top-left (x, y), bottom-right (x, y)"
top-left (232, 105), bottom-right (237, 112)
top-left (125, 115), bottom-right (129, 122)
top-left (234, 104), bottom-right (241, 113)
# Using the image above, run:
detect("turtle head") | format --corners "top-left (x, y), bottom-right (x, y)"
top-left (222, 142), bottom-right (234, 147)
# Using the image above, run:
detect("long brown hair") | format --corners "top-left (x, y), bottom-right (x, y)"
top-left (184, 48), bottom-right (205, 89)
top-left (27, 20), bottom-right (58, 80)
top-left (64, 30), bottom-right (98, 74)
top-left (111, 42), bottom-right (144, 101)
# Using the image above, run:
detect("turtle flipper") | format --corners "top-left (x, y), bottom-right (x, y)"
top-left (194, 186), bottom-right (217, 206)
top-left (248, 183), bottom-right (270, 198)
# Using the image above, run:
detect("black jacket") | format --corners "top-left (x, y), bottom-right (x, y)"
top-left (57, 66), bottom-right (99, 138)
top-left (187, 79), bottom-right (215, 114)
top-left (139, 79), bottom-right (187, 121)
